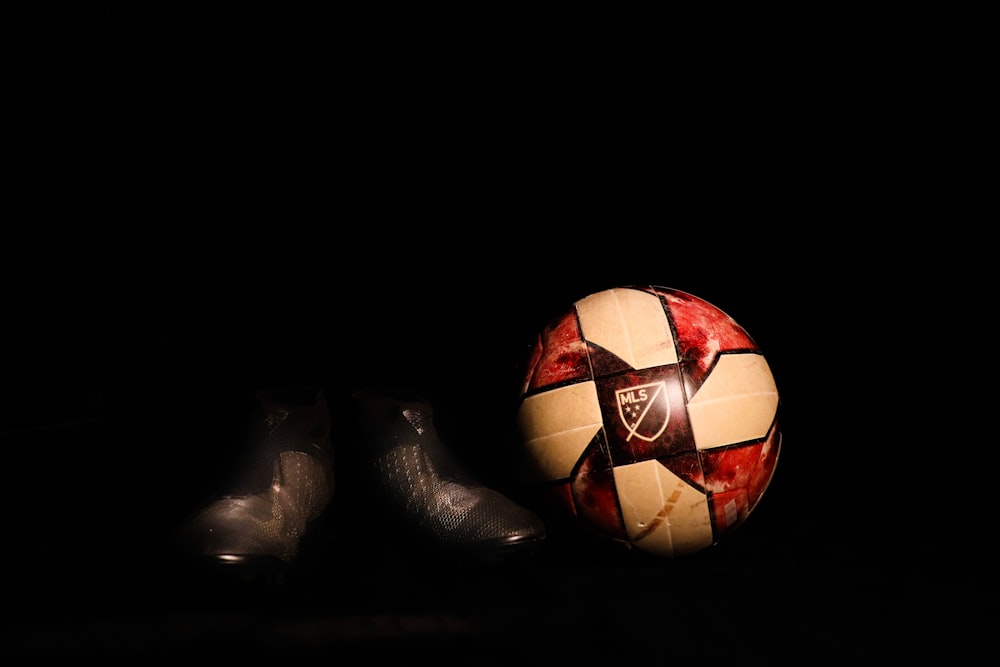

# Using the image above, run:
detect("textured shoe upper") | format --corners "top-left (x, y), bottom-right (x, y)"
top-left (179, 450), bottom-right (333, 562)
top-left (175, 387), bottom-right (335, 564)
top-left (373, 441), bottom-right (546, 548)
top-left (227, 387), bottom-right (334, 497)
top-left (350, 387), bottom-right (546, 551)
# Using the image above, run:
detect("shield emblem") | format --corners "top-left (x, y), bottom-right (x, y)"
top-left (616, 380), bottom-right (670, 442)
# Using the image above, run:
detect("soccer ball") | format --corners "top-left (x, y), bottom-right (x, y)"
top-left (514, 285), bottom-right (781, 558)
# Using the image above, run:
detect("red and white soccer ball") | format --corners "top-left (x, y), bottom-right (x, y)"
top-left (515, 285), bottom-right (781, 558)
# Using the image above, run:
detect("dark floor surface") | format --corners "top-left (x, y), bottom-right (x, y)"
top-left (3, 413), bottom-right (992, 661)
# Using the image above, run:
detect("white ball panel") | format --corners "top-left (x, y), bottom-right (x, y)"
top-left (517, 381), bottom-right (603, 481)
top-left (576, 288), bottom-right (678, 370)
top-left (613, 459), bottom-right (714, 557)
top-left (521, 427), bottom-right (602, 483)
top-left (687, 353), bottom-right (779, 450)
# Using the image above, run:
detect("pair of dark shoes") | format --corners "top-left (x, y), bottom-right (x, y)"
top-left (172, 386), bottom-right (546, 581)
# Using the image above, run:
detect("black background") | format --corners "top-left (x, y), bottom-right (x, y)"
top-left (2, 5), bottom-right (990, 660)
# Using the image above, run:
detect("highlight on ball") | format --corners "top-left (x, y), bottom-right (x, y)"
top-left (514, 285), bottom-right (781, 558)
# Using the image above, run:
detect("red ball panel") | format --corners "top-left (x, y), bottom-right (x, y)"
top-left (571, 455), bottom-right (627, 541)
top-left (522, 309), bottom-right (589, 393)
top-left (654, 286), bottom-right (760, 388)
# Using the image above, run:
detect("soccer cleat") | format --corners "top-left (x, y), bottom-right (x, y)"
top-left (343, 386), bottom-right (546, 561)
top-left (172, 387), bottom-right (335, 583)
